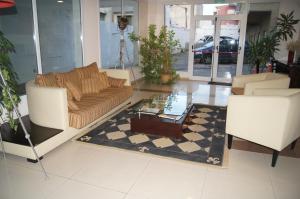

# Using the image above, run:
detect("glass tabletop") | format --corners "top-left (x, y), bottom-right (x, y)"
top-left (135, 93), bottom-right (191, 120)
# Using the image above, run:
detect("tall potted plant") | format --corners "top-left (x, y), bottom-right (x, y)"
top-left (0, 31), bottom-right (21, 131)
top-left (129, 24), bottom-right (181, 84)
top-left (248, 11), bottom-right (299, 73)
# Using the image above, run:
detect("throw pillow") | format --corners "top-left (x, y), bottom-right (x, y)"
top-left (35, 73), bottom-right (58, 87)
top-left (55, 69), bottom-right (82, 92)
top-left (91, 72), bottom-right (110, 91)
top-left (75, 62), bottom-right (99, 79)
top-left (65, 81), bottom-right (83, 101)
top-left (68, 100), bottom-right (79, 111)
top-left (108, 77), bottom-right (126, 88)
top-left (81, 78), bottom-right (101, 95)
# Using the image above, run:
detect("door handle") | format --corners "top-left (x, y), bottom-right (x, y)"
top-left (238, 46), bottom-right (242, 54)
top-left (215, 45), bottom-right (219, 53)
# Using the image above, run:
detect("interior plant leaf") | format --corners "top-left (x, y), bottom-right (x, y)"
top-left (0, 31), bottom-right (21, 131)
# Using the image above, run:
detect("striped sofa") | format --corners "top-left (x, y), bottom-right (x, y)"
top-left (13, 63), bottom-right (133, 161)
top-left (30, 62), bottom-right (133, 129)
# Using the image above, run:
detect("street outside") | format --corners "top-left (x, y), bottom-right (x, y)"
top-left (173, 51), bottom-right (251, 77)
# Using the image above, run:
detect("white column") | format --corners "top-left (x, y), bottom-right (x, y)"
top-left (81, 0), bottom-right (101, 67)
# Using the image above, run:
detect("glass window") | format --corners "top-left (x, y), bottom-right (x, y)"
top-left (165, 5), bottom-right (191, 72)
top-left (195, 3), bottom-right (244, 16)
top-left (0, 0), bottom-right (38, 86)
top-left (36, 0), bottom-right (83, 73)
top-left (99, 0), bottom-right (139, 69)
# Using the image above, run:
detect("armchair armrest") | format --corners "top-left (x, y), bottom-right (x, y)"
top-left (26, 80), bottom-right (69, 130)
top-left (244, 77), bottom-right (290, 95)
top-left (101, 69), bottom-right (131, 86)
top-left (253, 88), bottom-right (300, 96)
top-left (226, 95), bottom-right (290, 150)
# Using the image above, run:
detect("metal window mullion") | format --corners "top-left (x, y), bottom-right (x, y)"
top-left (32, 0), bottom-right (42, 74)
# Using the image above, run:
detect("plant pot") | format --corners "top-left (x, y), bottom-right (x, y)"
top-left (288, 51), bottom-right (295, 65)
top-left (160, 73), bottom-right (172, 84)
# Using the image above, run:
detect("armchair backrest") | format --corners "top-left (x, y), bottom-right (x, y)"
top-left (226, 89), bottom-right (300, 151)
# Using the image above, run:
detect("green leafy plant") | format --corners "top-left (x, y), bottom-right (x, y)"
top-left (0, 31), bottom-right (21, 131)
top-left (248, 11), bottom-right (299, 73)
top-left (129, 24), bottom-right (181, 84)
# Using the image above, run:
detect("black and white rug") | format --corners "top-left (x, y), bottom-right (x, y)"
top-left (77, 102), bottom-right (227, 166)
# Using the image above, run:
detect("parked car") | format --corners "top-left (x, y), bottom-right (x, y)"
top-left (193, 36), bottom-right (247, 64)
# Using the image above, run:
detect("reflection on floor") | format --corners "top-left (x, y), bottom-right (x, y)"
top-left (1, 80), bottom-right (300, 199)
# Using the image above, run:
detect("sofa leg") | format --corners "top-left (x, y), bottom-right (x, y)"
top-left (291, 139), bottom-right (297, 150)
top-left (27, 156), bottom-right (43, 163)
top-left (271, 150), bottom-right (279, 167)
top-left (227, 134), bottom-right (233, 149)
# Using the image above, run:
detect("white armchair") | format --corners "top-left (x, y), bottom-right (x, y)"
top-left (231, 72), bottom-right (290, 95)
top-left (226, 88), bottom-right (300, 167)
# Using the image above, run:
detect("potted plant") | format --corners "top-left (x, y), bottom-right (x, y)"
top-left (248, 11), bottom-right (299, 73)
top-left (159, 26), bottom-right (181, 84)
top-left (129, 24), bottom-right (181, 84)
top-left (0, 31), bottom-right (21, 131)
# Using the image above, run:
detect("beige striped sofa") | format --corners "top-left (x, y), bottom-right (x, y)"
top-left (7, 63), bottom-right (133, 161)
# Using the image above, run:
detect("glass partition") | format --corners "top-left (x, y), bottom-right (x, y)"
top-left (0, 0), bottom-right (38, 85)
top-left (37, 0), bottom-right (83, 73)
top-left (99, 0), bottom-right (139, 69)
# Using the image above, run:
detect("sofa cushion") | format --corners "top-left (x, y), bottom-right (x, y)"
top-left (68, 86), bottom-right (133, 129)
top-left (75, 62), bottom-right (99, 79)
top-left (91, 72), bottom-right (110, 91)
top-left (68, 100), bottom-right (79, 111)
top-left (35, 73), bottom-right (58, 87)
top-left (81, 77), bottom-right (101, 95)
top-left (108, 76), bottom-right (126, 88)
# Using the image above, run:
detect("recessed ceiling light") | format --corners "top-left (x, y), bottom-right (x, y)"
top-left (57, 0), bottom-right (64, 3)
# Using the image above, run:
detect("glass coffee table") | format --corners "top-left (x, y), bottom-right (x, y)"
top-left (131, 93), bottom-right (193, 139)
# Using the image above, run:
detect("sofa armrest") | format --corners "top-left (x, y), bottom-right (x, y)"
top-left (226, 95), bottom-right (290, 150)
top-left (101, 69), bottom-right (131, 86)
top-left (244, 77), bottom-right (290, 95)
top-left (232, 73), bottom-right (266, 88)
top-left (26, 80), bottom-right (69, 130)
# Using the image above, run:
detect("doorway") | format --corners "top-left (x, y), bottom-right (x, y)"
top-left (191, 15), bottom-right (246, 83)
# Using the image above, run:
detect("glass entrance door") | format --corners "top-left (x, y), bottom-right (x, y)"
top-left (214, 17), bottom-right (243, 82)
top-left (191, 15), bottom-right (246, 83)
top-left (192, 17), bottom-right (215, 81)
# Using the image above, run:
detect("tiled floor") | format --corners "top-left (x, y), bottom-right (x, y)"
top-left (1, 81), bottom-right (300, 199)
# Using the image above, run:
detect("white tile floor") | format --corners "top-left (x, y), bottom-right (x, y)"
top-left (1, 83), bottom-right (300, 199)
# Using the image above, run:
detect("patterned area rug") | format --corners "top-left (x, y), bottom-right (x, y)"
top-left (77, 102), bottom-right (227, 166)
